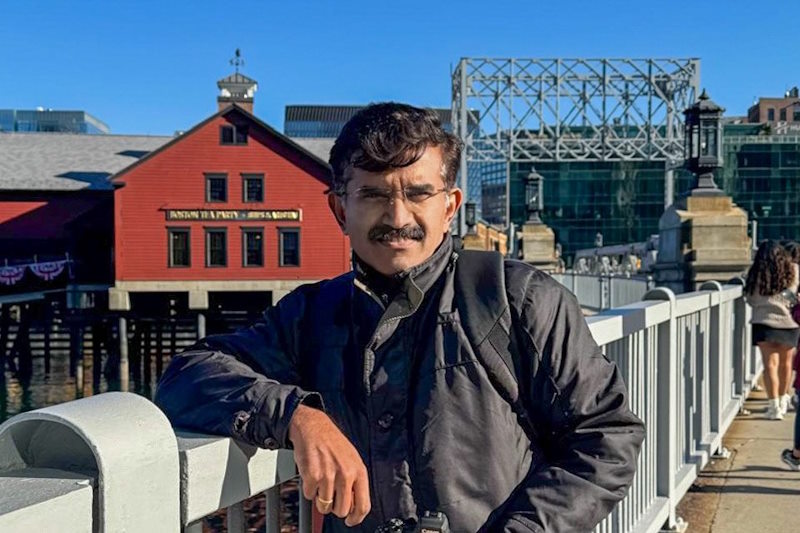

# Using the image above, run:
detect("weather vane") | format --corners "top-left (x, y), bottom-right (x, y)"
top-left (229, 48), bottom-right (244, 73)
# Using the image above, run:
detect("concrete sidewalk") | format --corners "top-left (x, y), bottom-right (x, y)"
top-left (676, 389), bottom-right (800, 533)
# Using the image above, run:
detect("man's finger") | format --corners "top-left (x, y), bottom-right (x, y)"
top-left (332, 472), bottom-right (354, 518)
top-left (315, 474), bottom-right (335, 515)
top-left (300, 473), bottom-right (317, 501)
top-left (345, 471), bottom-right (371, 526)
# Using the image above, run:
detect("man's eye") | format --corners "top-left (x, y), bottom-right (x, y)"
top-left (361, 191), bottom-right (387, 200)
top-left (406, 191), bottom-right (432, 202)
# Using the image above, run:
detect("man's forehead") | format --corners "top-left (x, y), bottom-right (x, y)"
top-left (347, 145), bottom-right (446, 187)
top-left (348, 166), bottom-right (444, 187)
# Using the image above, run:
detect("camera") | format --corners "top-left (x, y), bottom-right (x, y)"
top-left (374, 511), bottom-right (450, 533)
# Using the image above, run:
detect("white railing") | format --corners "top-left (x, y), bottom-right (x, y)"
top-left (589, 281), bottom-right (758, 533)
top-left (553, 272), bottom-right (654, 312)
top-left (0, 392), bottom-right (311, 533)
top-left (0, 282), bottom-right (758, 533)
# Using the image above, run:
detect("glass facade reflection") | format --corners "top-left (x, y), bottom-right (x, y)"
top-left (0, 109), bottom-right (109, 134)
top-left (721, 126), bottom-right (800, 242)
top-left (480, 123), bottom-right (800, 260)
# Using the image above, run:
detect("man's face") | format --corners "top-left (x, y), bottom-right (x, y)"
top-left (329, 145), bottom-right (463, 276)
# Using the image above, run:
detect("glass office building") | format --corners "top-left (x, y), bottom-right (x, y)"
top-left (285, 105), bottom-right (455, 138)
top-left (0, 109), bottom-right (109, 134)
top-left (486, 161), bottom-right (693, 258)
top-left (486, 123), bottom-right (800, 259)
top-left (720, 124), bottom-right (800, 242)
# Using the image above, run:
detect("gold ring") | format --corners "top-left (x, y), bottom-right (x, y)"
top-left (316, 497), bottom-right (334, 506)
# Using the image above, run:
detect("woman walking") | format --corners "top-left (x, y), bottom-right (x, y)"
top-left (779, 240), bottom-right (800, 470)
top-left (744, 240), bottom-right (799, 422)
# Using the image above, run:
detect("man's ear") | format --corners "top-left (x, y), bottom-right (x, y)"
top-left (328, 193), bottom-right (348, 235)
top-left (444, 187), bottom-right (463, 230)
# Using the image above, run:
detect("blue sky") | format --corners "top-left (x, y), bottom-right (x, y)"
top-left (1, 0), bottom-right (796, 135)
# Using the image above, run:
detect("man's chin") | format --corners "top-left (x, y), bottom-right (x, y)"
top-left (367, 243), bottom-right (424, 275)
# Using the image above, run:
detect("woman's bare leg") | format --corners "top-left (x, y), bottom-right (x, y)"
top-left (779, 347), bottom-right (796, 396)
top-left (758, 342), bottom-right (781, 399)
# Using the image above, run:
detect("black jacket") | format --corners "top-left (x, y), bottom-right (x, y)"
top-left (155, 238), bottom-right (644, 532)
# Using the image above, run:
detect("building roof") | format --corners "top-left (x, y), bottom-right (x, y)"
top-left (290, 137), bottom-right (335, 163)
top-left (111, 104), bottom-right (332, 186)
top-left (217, 72), bottom-right (257, 86)
top-left (0, 132), bottom-right (172, 191)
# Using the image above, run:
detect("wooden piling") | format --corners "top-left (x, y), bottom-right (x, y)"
top-left (131, 320), bottom-right (142, 388)
top-left (75, 325), bottom-right (84, 397)
top-left (43, 316), bottom-right (51, 376)
top-left (118, 316), bottom-right (129, 393)
top-left (143, 322), bottom-right (152, 391)
top-left (197, 312), bottom-right (206, 340)
top-left (155, 319), bottom-right (163, 380)
top-left (0, 305), bottom-right (7, 379)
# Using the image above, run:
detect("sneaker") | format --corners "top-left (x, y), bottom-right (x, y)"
top-left (766, 403), bottom-right (784, 420)
top-left (781, 449), bottom-right (800, 471)
top-left (780, 394), bottom-right (792, 415)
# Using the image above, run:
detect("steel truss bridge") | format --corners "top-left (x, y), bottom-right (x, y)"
top-left (451, 57), bottom-right (700, 228)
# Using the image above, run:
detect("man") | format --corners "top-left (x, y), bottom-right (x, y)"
top-left (155, 103), bottom-right (644, 532)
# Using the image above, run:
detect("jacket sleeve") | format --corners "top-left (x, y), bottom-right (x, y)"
top-left (491, 271), bottom-right (645, 533)
top-left (154, 287), bottom-right (322, 450)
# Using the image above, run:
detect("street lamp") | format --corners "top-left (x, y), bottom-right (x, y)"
top-left (683, 89), bottom-right (724, 195)
top-left (464, 201), bottom-right (477, 235)
top-left (525, 168), bottom-right (544, 224)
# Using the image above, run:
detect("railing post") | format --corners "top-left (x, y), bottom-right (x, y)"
top-left (643, 287), bottom-right (681, 530)
top-left (727, 276), bottom-right (754, 394)
top-left (298, 478), bottom-right (313, 533)
top-left (0, 392), bottom-right (180, 532)
top-left (227, 502), bottom-right (246, 533)
top-left (700, 281), bottom-right (723, 439)
top-left (265, 485), bottom-right (281, 533)
top-left (730, 285), bottom-right (746, 397)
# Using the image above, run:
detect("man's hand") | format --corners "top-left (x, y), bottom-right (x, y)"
top-left (288, 403), bottom-right (371, 527)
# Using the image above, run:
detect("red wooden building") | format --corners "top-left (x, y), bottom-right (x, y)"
top-left (108, 73), bottom-right (350, 321)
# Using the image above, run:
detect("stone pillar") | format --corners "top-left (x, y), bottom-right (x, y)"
top-left (519, 222), bottom-right (559, 272)
top-left (654, 194), bottom-right (751, 294)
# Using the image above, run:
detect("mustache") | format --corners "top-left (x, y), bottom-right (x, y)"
top-left (368, 224), bottom-right (425, 242)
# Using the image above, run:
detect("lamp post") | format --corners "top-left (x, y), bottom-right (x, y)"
top-left (683, 89), bottom-right (725, 195)
top-left (525, 168), bottom-right (544, 224)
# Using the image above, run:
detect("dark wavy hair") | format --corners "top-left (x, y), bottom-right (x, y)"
top-left (328, 102), bottom-right (463, 195)
top-left (745, 240), bottom-right (795, 296)
top-left (782, 240), bottom-right (800, 264)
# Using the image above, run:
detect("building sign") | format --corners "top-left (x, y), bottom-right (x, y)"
top-left (775, 121), bottom-right (800, 135)
top-left (165, 209), bottom-right (301, 221)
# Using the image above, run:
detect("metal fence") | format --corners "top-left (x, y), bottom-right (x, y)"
top-left (0, 282), bottom-right (758, 533)
top-left (553, 272), bottom-right (655, 312)
top-left (588, 281), bottom-right (758, 533)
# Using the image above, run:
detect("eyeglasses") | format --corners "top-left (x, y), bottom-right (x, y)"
top-left (343, 185), bottom-right (449, 209)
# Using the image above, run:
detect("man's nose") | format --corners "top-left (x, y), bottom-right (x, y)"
top-left (383, 194), bottom-right (415, 227)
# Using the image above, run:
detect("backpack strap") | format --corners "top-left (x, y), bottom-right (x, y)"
top-left (454, 250), bottom-right (539, 444)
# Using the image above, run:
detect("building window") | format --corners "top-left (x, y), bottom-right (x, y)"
top-left (242, 228), bottom-right (264, 267)
top-left (780, 108), bottom-right (787, 121)
top-left (206, 228), bottom-right (227, 267)
top-left (794, 105), bottom-right (800, 122)
top-left (168, 228), bottom-right (190, 267)
top-left (220, 125), bottom-right (248, 145)
top-left (767, 108), bottom-right (775, 121)
top-left (206, 174), bottom-right (227, 203)
top-left (242, 174), bottom-right (264, 202)
top-left (278, 228), bottom-right (300, 267)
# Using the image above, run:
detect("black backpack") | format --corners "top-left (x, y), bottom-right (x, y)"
top-left (453, 249), bottom-right (540, 444)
